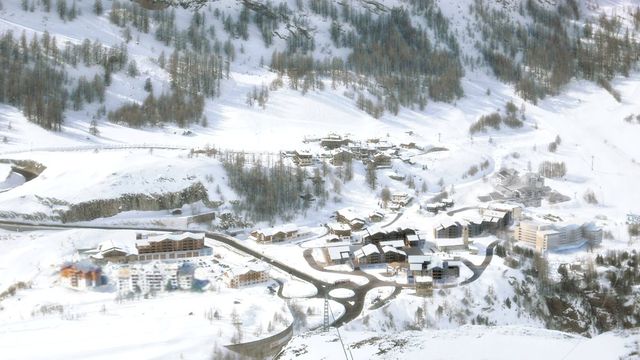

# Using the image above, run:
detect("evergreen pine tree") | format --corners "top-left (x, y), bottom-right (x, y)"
top-left (94, 0), bottom-right (103, 16)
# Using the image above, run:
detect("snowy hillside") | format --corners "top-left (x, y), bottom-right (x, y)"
top-left (0, 0), bottom-right (639, 359)
top-left (0, 0), bottom-right (637, 151)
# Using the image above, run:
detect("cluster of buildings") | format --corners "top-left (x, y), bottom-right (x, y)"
top-left (353, 242), bottom-right (408, 266)
top-left (425, 198), bottom-right (454, 214)
top-left (408, 253), bottom-right (462, 294)
top-left (480, 169), bottom-right (550, 207)
top-left (319, 202), bottom-right (528, 293)
top-left (325, 235), bottom-right (463, 294)
top-left (291, 133), bottom-right (413, 170)
top-left (62, 232), bottom-right (210, 292)
top-left (430, 203), bottom-right (522, 250)
top-left (325, 226), bottom-right (426, 268)
top-left (61, 231), bottom-right (273, 293)
top-left (514, 221), bottom-right (602, 252)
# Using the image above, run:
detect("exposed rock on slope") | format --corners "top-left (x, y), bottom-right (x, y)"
top-left (55, 182), bottom-right (213, 223)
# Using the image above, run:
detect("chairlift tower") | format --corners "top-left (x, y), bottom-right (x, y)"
top-left (323, 293), bottom-right (330, 332)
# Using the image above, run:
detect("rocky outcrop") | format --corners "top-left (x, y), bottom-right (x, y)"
top-left (55, 182), bottom-right (213, 223)
top-left (0, 159), bottom-right (46, 181)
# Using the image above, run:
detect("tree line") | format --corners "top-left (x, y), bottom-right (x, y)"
top-left (0, 31), bottom-right (125, 130)
top-left (474, 0), bottom-right (640, 103)
top-left (220, 153), bottom-right (311, 222)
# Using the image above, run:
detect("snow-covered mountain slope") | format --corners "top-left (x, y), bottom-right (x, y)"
top-left (0, 0), bottom-right (637, 151)
top-left (0, 1), bottom-right (639, 359)
top-left (0, 0), bottom-right (637, 254)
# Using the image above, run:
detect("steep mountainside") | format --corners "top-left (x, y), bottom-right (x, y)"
top-left (0, 0), bottom-right (638, 134)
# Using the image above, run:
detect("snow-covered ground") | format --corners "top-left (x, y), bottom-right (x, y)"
top-left (0, 288), bottom-right (290, 360)
top-left (0, 228), bottom-right (293, 359)
top-left (328, 288), bottom-right (354, 299)
top-left (279, 325), bottom-right (640, 360)
top-left (0, 0), bottom-right (639, 358)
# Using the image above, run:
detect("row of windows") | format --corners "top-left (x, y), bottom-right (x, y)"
top-left (137, 251), bottom-right (201, 261)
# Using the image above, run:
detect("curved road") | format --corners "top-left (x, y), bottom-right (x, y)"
top-left (460, 240), bottom-right (498, 285)
top-left (446, 206), bottom-right (480, 216)
top-left (381, 211), bottom-right (404, 229)
top-left (0, 220), bottom-right (365, 326)
top-left (301, 249), bottom-right (406, 325)
top-left (0, 220), bottom-right (499, 327)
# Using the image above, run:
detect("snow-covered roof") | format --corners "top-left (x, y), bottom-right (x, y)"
top-left (379, 240), bottom-right (405, 249)
top-left (322, 133), bottom-right (344, 140)
top-left (336, 207), bottom-right (365, 222)
top-left (409, 253), bottom-right (459, 271)
top-left (486, 202), bottom-right (521, 212)
top-left (61, 260), bottom-right (100, 273)
top-left (226, 262), bottom-right (269, 277)
top-left (457, 210), bottom-right (483, 224)
top-left (381, 246), bottom-right (406, 256)
top-left (330, 148), bottom-right (352, 155)
top-left (354, 244), bottom-right (380, 258)
top-left (482, 210), bottom-right (508, 219)
top-left (434, 216), bottom-right (466, 230)
top-left (365, 224), bottom-right (385, 235)
top-left (327, 222), bottom-right (351, 232)
top-left (406, 234), bottom-right (422, 242)
top-left (93, 239), bottom-right (136, 256)
top-left (415, 276), bottom-right (433, 283)
top-left (408, 255), bottom-right (431, 264)
top-left (253, 223), bottom-right (298, 237)
top-left (139, 232), bottom-right (205, 246)
top-left (376, 140), bottom-right (393, 148)
top-left (435, 238), bottom-right (466, 248)
top-left (328, 246), bottom-right (351, 261)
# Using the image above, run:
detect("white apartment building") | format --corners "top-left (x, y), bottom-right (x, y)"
top-left (514, 221), bottom-right (602, 252)
top-left (116, 262), bottom-right (194, 294)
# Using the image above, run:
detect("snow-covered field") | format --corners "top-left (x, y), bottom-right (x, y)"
top-left (0, 0), bottom-right (639, 358)
top-left (279, 325), bottom-right (640, 360)
top-left (0, 229), bottom-right (293, 359)
top-left (0, 148), bottom-right (232, 217)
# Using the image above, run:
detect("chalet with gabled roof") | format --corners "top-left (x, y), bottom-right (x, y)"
top-left (251, 224), bottom-right (299, 243)
top-left (330, 148), bottom-right (353, 166)
top-left (321, 133), bottom-right (350, 149)
top-left (293, 150), bottom-right (313, 166)
top-left (353, 244), bottom-right (382, 265)
top-left (224, 262), bottom-right (270, 288)
top-left (336, 208), bottom-right (366, 230)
